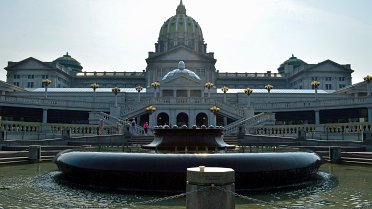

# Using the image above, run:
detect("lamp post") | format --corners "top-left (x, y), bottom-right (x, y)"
top-left (41, 79), bottom-right (52, 99)
top-left (135, 85), bottom-right (143, 102)
top-left (90, 83), bottom-right (99, 103)
top-left (264, 84), bottom-right (273, 103)
top-left (146, 105), bottom-right (157, 114)
top-left (311, 81), bottom-right (320, 100)
top-left (205, 82), bottom-right (214, 98)
top-left (244, 88), bottom-right (253, 107)
top-left (146, 106), bottom-right (157, 126)
top-left (364, 75), bottom-right (372, 96)
top-left (151, 81), bottom-right (160, 98)
top-left (221, 86), bottom-right (229, 103)
top-left (112, 87), bottom-right (121, 107)
top-left (210, 106), bottom-right (220, 126)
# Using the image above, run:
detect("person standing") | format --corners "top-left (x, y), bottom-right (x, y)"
top-left (131, 118), bottom-right (137, 135)
top-left (143, 122), bottom-right (149, 135)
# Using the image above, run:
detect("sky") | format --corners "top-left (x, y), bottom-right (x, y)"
top-left (0, 0), bottom-right (371, 83)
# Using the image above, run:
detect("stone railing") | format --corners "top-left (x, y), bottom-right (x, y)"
top-left (217, 72), bottom-right (282, 78)
top-left (252, 122), bottom-right (372, 141)
top-left (0, 120), bottom-right (119, 140)
top-left (90, 112), bottom-right (144, 135)
top-left (224, 113), bottom-right (275, 135)
top-left (1, 120), bottom-right (41, 132)
top-left (214, 100), bottom-right (245, 118)
top-left (0, 95), bottom-right (110, 111)
top-left (253, 97), bottom-right (371, 112)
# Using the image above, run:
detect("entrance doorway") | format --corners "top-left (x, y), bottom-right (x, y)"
top-left (176, 112), bottom-right (189, 127)
top-left (157, 112), bottom-right (169, 126)
top-left (196, 112), bottom-right (208, 127)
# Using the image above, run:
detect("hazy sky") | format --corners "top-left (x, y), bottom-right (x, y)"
top-left (0, 0), bottom-right (371, 83)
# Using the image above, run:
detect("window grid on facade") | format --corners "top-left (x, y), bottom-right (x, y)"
top-left (27, 82), bottom-right (34, 88)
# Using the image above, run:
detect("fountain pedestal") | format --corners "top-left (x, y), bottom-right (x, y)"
top-left (142, 128), bottom-right (235, 150)
top-left (186, 167), bottom-right (235, 209)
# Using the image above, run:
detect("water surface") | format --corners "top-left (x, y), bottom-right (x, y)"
top-left (0, 163), bottom-right (372, 208)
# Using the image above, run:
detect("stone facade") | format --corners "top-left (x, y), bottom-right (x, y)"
top-left (4, 1), bottom-right (353, 91)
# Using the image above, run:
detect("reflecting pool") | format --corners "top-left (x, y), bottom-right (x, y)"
top-left (0, 162), bottom-right (372, 208)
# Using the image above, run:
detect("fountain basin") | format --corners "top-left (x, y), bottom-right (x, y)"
top-left (55, 151), bottom-right (322, 192)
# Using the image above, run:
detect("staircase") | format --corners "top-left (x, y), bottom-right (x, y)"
top-left (91, 112), bottom-right (144, 135)
top-left (224, 112), bottom-right (275, 136)
top-left (214, 100), bottom-right (246, 119)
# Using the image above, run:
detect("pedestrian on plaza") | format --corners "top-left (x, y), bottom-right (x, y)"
top-left (143, 122), bottom-right (149, 135)
top-left (131, 118), bottom-right (137, 135)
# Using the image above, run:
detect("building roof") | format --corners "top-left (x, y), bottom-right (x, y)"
top-left (30, 88), bottom-right (146, 93)
top-left (217, 89), bottom-right (333, 94)
top-left (29, 87), bottom-right (332, 94)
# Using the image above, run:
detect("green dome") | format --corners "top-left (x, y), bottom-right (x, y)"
top-left (54, 52), bottom-right (83, 75)
top-left (156, 0), bottom-right (206, 53)
top-left (278, 54), bottom-right (306, 74)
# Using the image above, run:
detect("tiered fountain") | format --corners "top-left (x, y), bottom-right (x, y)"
top-left (55, 126), bottom-right (322, 192)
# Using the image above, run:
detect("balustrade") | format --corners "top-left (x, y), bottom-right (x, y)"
top-left (252, 122), bottom-right (372, 140)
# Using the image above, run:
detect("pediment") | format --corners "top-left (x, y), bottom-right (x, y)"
top-left (147, 46), bottom-right (214, 62)
top-left (307, 60), bottom-right (353, 73)
top-left (7, 57), bottom-right (52, 70)
top-left (162, 74), bottom-right (203, 87)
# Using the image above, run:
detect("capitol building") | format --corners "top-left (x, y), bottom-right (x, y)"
top-left (0, 1), bottom-right (371, 138)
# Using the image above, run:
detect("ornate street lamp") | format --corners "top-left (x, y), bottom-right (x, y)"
top-left (146, 105), bottom-right (157, 114)
top-left (311, 81), bottom-right (321, 100)
top-left (112, 87), bottom-right (121, 107)
top-left (364, 75), bottom-right (372, 96)
top-left (265, 84), bottom-right (273, 103)
top-left (264, 84), bottom-right (273, 93)
top-left (90, 83), bottom-right (99, 103)
top-left (210, 106), bottom-right (220, 114)
top-left (151, 81), bottom-right (160, 97)
top-left (41, 79), bottom-right (52, 99)
top-left (135, 85), bottom-right (143, 102)
top-left (205, 82), bottom-right (214, 98)
top-left (244, 88), bottom-right (253, 106)
top-left (210, 106), bottom-right (220, 126)
top-left (221, 86), bottom-right (229, 103)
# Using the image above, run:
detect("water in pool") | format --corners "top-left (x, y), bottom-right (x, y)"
top-left (0, 162), bottom-right (372, 208)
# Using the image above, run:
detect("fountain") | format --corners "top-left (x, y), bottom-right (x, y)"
top-left (55, 126), bottom-right (322, 192)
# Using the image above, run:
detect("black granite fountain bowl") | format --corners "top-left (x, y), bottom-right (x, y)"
top-left (55, 151), bottom-right (322, 193)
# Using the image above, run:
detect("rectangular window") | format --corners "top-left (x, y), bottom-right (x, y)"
top-left (339, 84), bottom-right (345, 88)
top-left (312, 77), bottom-right (318, 81)
top-left (325, 84), bottom-right (332, 90)
top-left (13, 74), bottom-right (20, 79)
top-left (42, 75), bottom-right (49, 79)
top-left (27, 82), bottom-right (34, 88)
top-left (13, 82), bottom-right (19, 86)
top-left (325, 77), bottom-right (332, 81)
top-left (339, 77), bottom-right (345, 81)
top-left (28, 75), bottom-right (34, 79)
